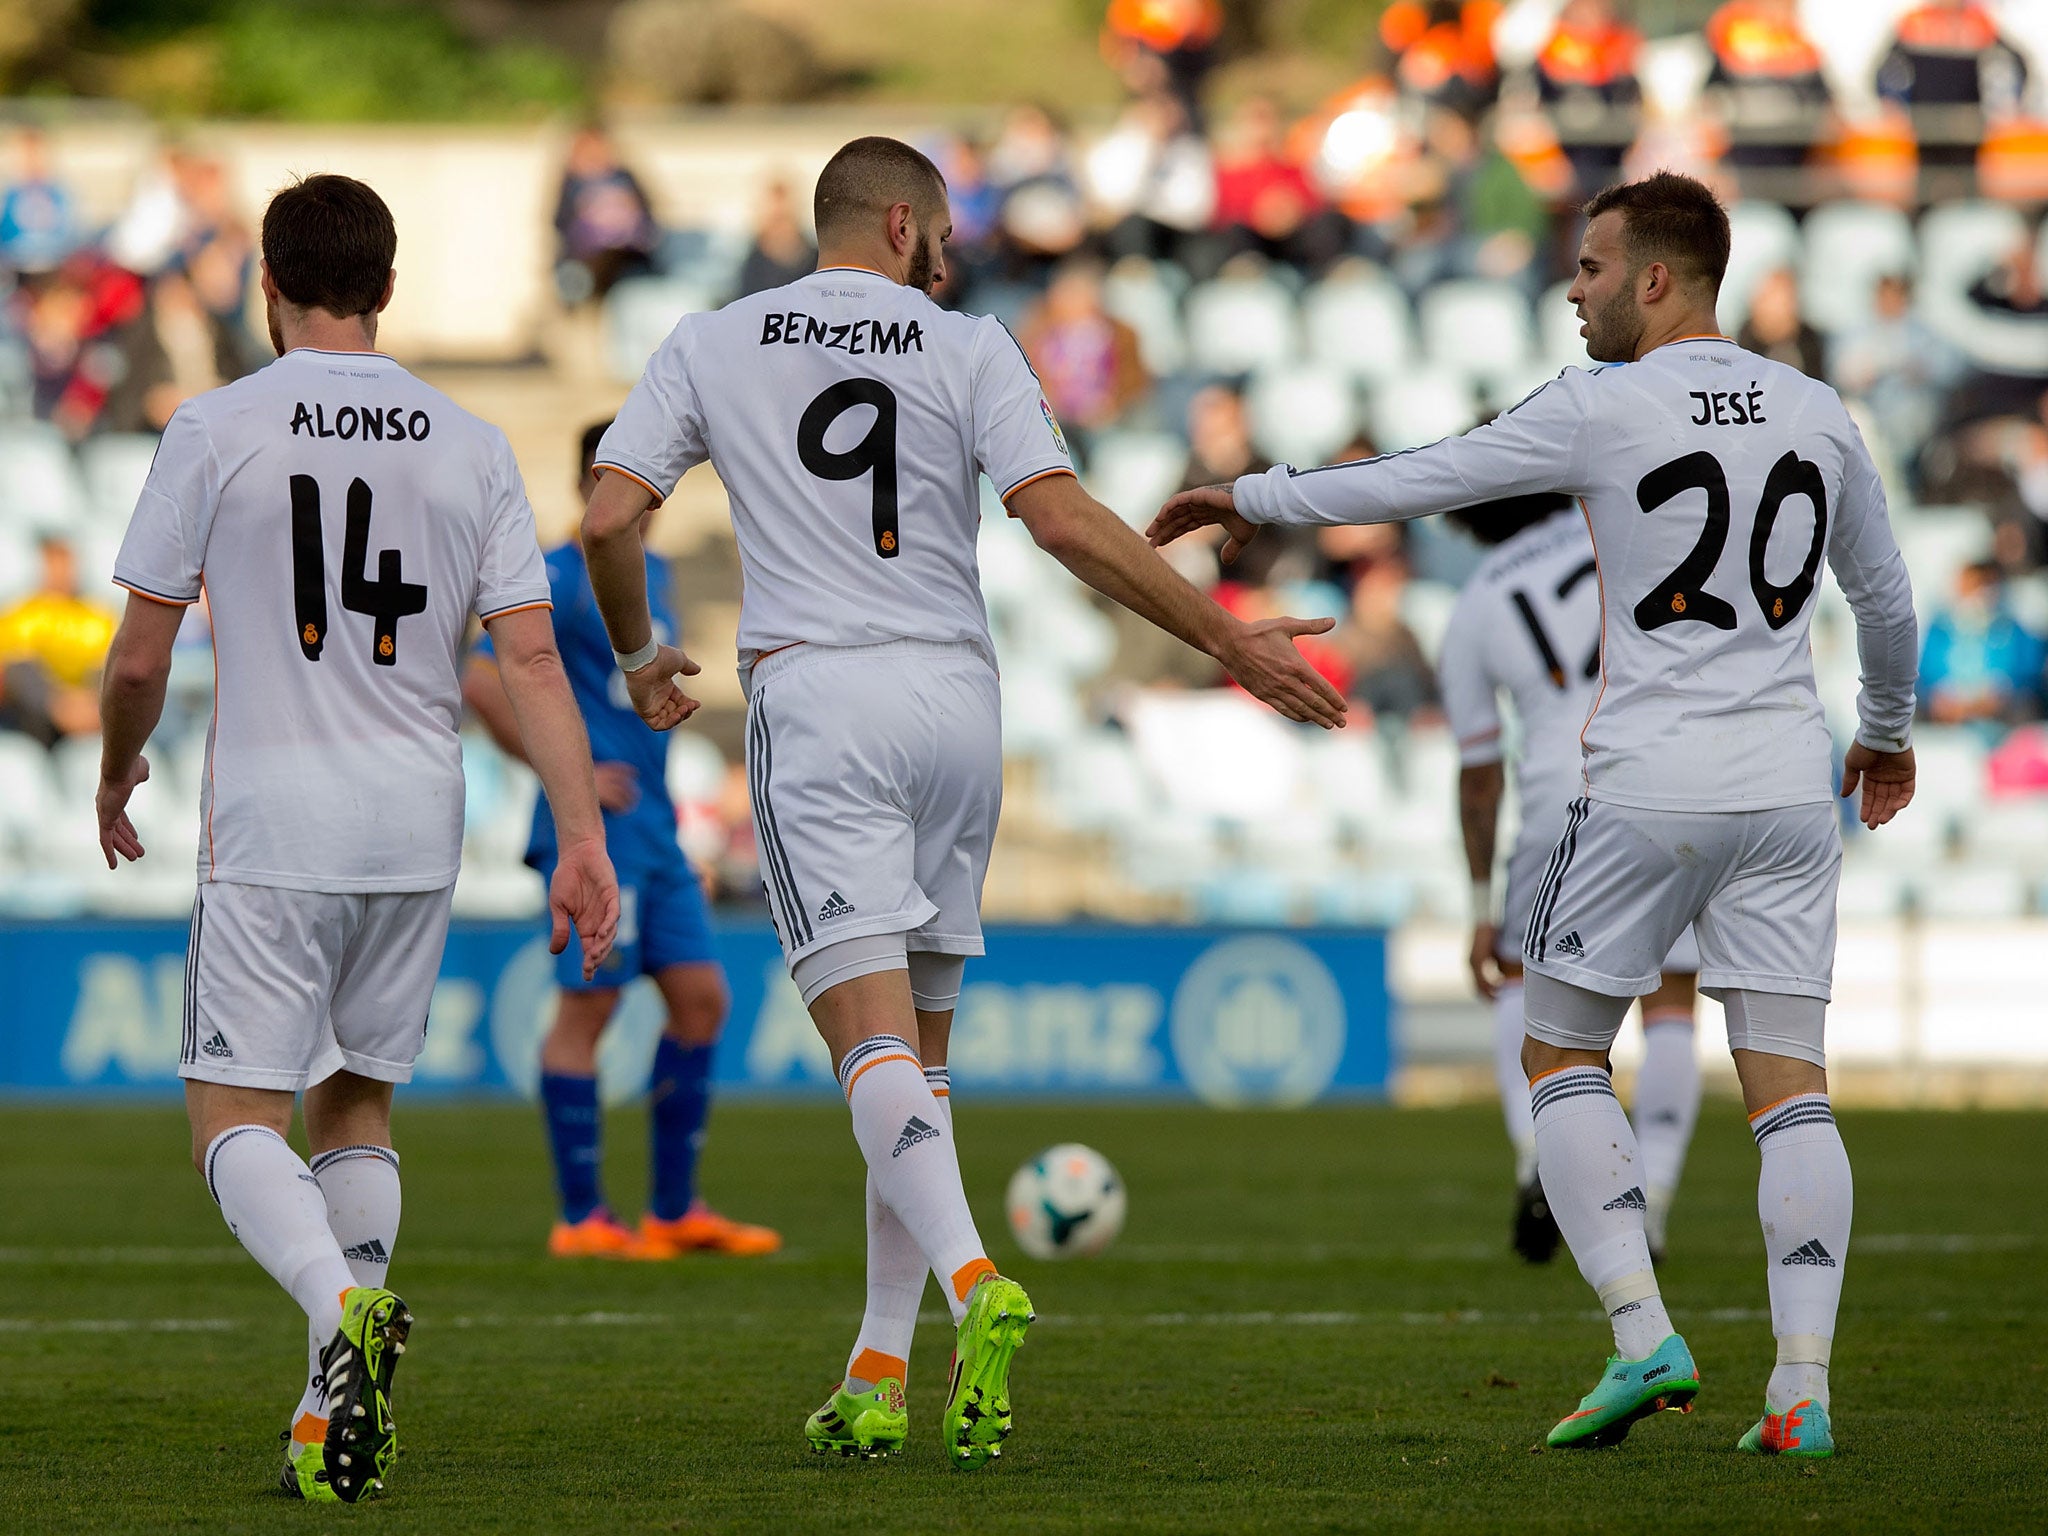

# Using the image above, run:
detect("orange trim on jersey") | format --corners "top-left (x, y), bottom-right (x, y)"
top-left (752, 640), bottom-right (806, 664)
top-left (1000, 465), bottom-right (1078, 511)
top-left (593, 463), bottom-right (665, 507)
top-left (479, 600), bottom-right (554, 622)
top-left (951, 1257), bottom-right (998, 1302)
top-left (849, 1348), bottom-right (908, 1384)
top-left (1575, 495), bottom-right (1608, 774)
top-left (113, 580), bottom-right (197, 608)
top-left (843, 1052), bottom-right (919, 1097)
top-left (1652, 334), bottom-right (1737, 352)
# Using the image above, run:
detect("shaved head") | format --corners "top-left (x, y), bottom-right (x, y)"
top-left (813, 136), bottom-right (948, 244)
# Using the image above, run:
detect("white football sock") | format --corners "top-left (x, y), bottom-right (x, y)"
top-left (1634, 1013), bottom-right (1701, 1249)
top-left (1753, 1092), bottom-right (1850, 1411)
top-left (844, 1068), bottom-right (952, 1394)
top-left (1493, 982), bottom-right (1537, 1185)
top-left (1531, 1066), bottom-right (1673, 1360)
top-left (839, 1038), bottom-right (991, 1327)
top-left (291, 1145), bottom-right (402, 1441)
top-left (204, 1126), bottom-right (355, 1343)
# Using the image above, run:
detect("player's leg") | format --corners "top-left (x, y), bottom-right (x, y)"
top-left (1633, 957), bottom-right (1702, 1263)
top-left (1496, 836), bottom-right (1560, 1260)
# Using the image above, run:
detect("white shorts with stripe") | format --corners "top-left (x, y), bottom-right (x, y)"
top-left (179, 881), bottom-right (455, 1090)
top-left (744, 638), bottom-right (1002, 968)
top-left (1522, 797), bottom-right (1840, 1001)
top-left (1499, 823), bottom-right (1700, 973)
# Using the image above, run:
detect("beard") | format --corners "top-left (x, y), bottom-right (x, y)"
top-left (905, 223), bottom-right (935, 294)
top-left (1581, 283), bottom-right (1645, 364)
top-left (265, 299), bottom-right (286, 358)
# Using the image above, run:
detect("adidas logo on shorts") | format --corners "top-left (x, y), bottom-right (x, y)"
top-left (817, 890), bottom-right (856, 922)
top-left (892, 1116), bottom-right (938, 1158)
top-left (1781, 1239), bottom-right (1836, 1268)
top-left (1603, 1185), bottom-right (1647, 1212)
top-left (1552, 930), bottom-right (1586, 958)
top-left (201, 1031), bottom-right (234, 1059)
top-left (341, 1238), bottom-right (390, 1266)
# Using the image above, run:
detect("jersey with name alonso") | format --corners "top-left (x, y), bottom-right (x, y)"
top-left (112, 346), bottom-right (552, 891)
top-left (1237, 337), bottom-right (1917, 812)
top-left (595, 266), bottom-right (1074, 671)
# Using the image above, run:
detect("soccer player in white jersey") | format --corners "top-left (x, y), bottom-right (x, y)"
top-left (1440, 493), bottom-right (1706, 1267)
top-left (580, 136), bottom-right (1347, 1467)
top-left (1151, 172), bottom-right (1919, 1458)
top-left (93, 175), bottom-right (619, 1502)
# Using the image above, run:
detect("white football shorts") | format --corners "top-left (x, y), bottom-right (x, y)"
top-left (1499, 826), bottom-right (1700, 974)
top-left (745, 638), bottom-right (1002, 968)
top-left (178, 881), bottom-right (456, 1090)
top-left (1521, 798), bottom-right (1840, 1001)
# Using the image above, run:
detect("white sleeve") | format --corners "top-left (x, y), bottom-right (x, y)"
top-left (474, 433), bottom-right (554, 620)
top-left (594, 318), bottom-right (710, 504)
top-left (1437, 584), bottom-right (1504, 767)
top-left (1234, 372), bottom-right (1594, 527)
top-left (112, 404), bottom-right (216, 605)
top-left (1826, 412), bottom-right (1917, 753)
top-left (972, 317), bottom-right (1077, 503)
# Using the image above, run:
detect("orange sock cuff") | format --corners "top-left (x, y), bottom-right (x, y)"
top-left (950, 1256), bottom-right (997, 1302)
top-left (849, 1348), bottom-right (908, 1386)
top-left (291, 1411), bottom-right (328, 1448)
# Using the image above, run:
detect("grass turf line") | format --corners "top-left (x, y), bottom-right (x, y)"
top-left (0, 1102), bottom-right (2043, 1533)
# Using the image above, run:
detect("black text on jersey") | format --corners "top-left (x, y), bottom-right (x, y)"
top-left (1687, 387), bottom-right (1767, 427)
top-left (759, 312), bottom-right (925, 356)
top-left (289, 402), bottom-right (433, 442)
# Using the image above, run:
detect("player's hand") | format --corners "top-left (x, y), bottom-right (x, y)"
top-left (1216, 616), bottom-right (1349, 729)
top-left (1468, 923), bottom-right (1501, 1001)
top-left (624, 642), bottom-right (702, 733)
top-left (593, 761), bottom-right (641, 814)
top-left (1148, 483), bottom-right (1263, 564)
top-left (95, 755), bottom-right (150, 870)
top-left (549, 835), bottom-right (621, 982)
top-left (1841, 740), bottom-right (1915, 830)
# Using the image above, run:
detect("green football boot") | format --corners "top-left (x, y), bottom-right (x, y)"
top-left (804, 1378), bottom-right (909, 1459)
top-left (319, 1286), bottom-right (412, 1502)
top-left (1737, 1399), bottom-right (1834, 1458)
top-left (278, 1429), bottom-right (339, 1502)
top-left (943, 1272), bottom-right (1033, 1470)
top-left (1546, 1334), bottom-right (1699, 1449)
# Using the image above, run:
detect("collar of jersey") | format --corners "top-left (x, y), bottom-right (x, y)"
top-left (809, 265), bottom-right (891, 280)
top-left (1647, 333), bottom-right (1736, 354)
top-left (286, 346), bottom-right (397, 361)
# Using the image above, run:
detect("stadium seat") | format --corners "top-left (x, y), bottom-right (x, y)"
top-left (1102, 258), bottom-right (1188, 377)
top-left (1045, 728), bottom-right (1151, 835)
top-left (1183, 271), bottom-right (1300, 375)
top-left (1245, 363), bottom-right (1359, 468)
top-left (1125, 690), bottom-right (1304, 821)
top-left (1915, 863), bottom-right (2030, 920)
top-left (1537, 280), bottom-right (1591, 372)
top-left (1192, 865), bottom-right (1294, 925)
top-left (1416, 280), bottom-right (1533, 394)
top-left (0, 733), bottom-right (56, 857)
top-left (1398, 578), bottom-right (1459, 666)
top-left (665, 730), bottom-right (726, 807)
top-left (1000, 663), bottom-right (1084, 759)
top-left (1916, 201), bottom-right (2032, 361)
top-left (1300, 729), bottom-right (1390, 836)
top-left (79, 434), bottom-right (162, 530)
top-left (1310, 869), bottom-right (1417, 926)
top-left (0, 524), bottom-right (35, 603)
top-left (1083, 428), bottom-right (1190, 528)
top-left (1301, 272), bottom-right (1416, 385)
top-left (1799, 201), bottom-right (1916, 335)
top-left (1721, 202), bottom-right (1801, 335)
top-left (1368, 368), bottom-right (1476, 450)
top-left (602, 277), bottom-right (718, 384)
top-left (0, 423), bottom-right (89, 531)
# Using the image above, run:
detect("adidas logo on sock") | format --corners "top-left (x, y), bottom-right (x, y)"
top-left (1552, 930), bottom-right (1586, 958)
top-left (340, 1238), bottom-right (390, 1266)
top-left (201, 1030), bottom-right (234, 1059)
top-left (1781, 1239), bottom-right (1837, 1268)
top-left (892, 1116), bottom-right (938, 1158)
top-left (1603, 1185), bottom-right (1647, 1212)
top-left (817, 890), bottom-right (856, 922)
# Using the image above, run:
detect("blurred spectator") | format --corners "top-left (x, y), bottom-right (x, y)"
top-left (734, 179), bottom-right (817, 298)
top-left (1530, 0), bottom-right (1643, 193)
top-left (986, 105), bottom-right (1088, 288)
top-left (1336, 552), bottom-right (1438, 722)
top-left (1100, 0), bottom-right (1223, 122)
top-left (1829, 271), bottom-right (1965, 477)
top-left (1018, 260), bottom-right (1150, 449)
top-left (1298, 75), bottom-right (1419, 229)
top-left (1944, 231), bottom-right (2048, 426)
top-left (0, 127), bottom-right (75, 275)
top-left (1919, 560), bottom-right (2046, 726)
top-left (1704, 0), bottom-right (1832, 169)
top-left (553, 126), bottom-right (661, 304)
top-left (21, 251), bottom-right (149, 441)
top-left (1209, 97), bottom-right (1349, 276)
top-left (0, 536), bottom-right (113, 746)
top-left (1878, 1), bottom-right (2030, 116)
top-left (1380, 1), bottom-right (1502, 119)
top-left (1085, 91), bottom-right (1217, 268)
top-left (1737, 266), bottom-right (1825, 378)
top-left (107, 145), bottom-right (200, 278)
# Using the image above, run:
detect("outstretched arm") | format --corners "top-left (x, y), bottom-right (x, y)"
top-left (581, 468), bottom-right (701, 731)
top-left (1007, 470), bottom-right (1347, 729)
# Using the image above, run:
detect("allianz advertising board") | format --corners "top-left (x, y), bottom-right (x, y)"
top-left (0, 921), bottom-right (1391, 1105)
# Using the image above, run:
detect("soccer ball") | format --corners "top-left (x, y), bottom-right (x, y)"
top-left (1005, 1143), bottom-right (1126, 1261)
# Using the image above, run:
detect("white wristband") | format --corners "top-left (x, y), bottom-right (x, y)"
top-left (613, 637), bottom-right (660, 674)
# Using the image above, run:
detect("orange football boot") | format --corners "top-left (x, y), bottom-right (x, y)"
top-left (638, 1203), bottom-right (783, 1257)
top-left (548, 1209), bottom-right (650, 1258)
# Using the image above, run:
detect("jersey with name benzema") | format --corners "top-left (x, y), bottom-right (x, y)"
top-left (595, 266), bottom-right (1074, 671)
top-left (113, 347), bottom-right (552, 892)
top-left (1438, 508), bottom-right (1601, 840)
top-left (1237, 337), bottom-right (1918, 812)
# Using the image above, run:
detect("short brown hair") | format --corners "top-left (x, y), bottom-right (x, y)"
top-left (261, 174), bottom-right (397, 318)
top-left (813, 136), bottom-right (947, 243)
top-left (1583, 172), bottom-right (1730, 293)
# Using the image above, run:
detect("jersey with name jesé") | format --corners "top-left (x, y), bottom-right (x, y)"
top-left (114, 347), bottom-right (551, 891)
top-left (1237, 337), bottom-right (1918, 813)
top-left (595, 266), bottom-right (1074, 678)
top-left (1438, 508), bottom-right (1602, 847)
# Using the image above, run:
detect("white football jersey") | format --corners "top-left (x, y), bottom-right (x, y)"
top-left (114, 347), bottom-right (551, 892)
top-left (1437, 507), bottom-right (1601, 845)
top-left (1238, 336), bottom-right (1918, 812)
top-left (596, 266), bottom-right (1074, 675)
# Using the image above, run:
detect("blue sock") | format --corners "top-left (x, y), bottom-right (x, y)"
top-left (648, 1038), bottom-right (715, 1221)
top-left (540, 1072), bottom-right (604, 1224)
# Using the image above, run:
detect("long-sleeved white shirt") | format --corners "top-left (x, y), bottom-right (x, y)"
top-left (1239, 337), bottom-right (1917, 812)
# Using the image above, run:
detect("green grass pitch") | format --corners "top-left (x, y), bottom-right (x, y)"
top-left (1, 1099), bottom-right (2043, 1532)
